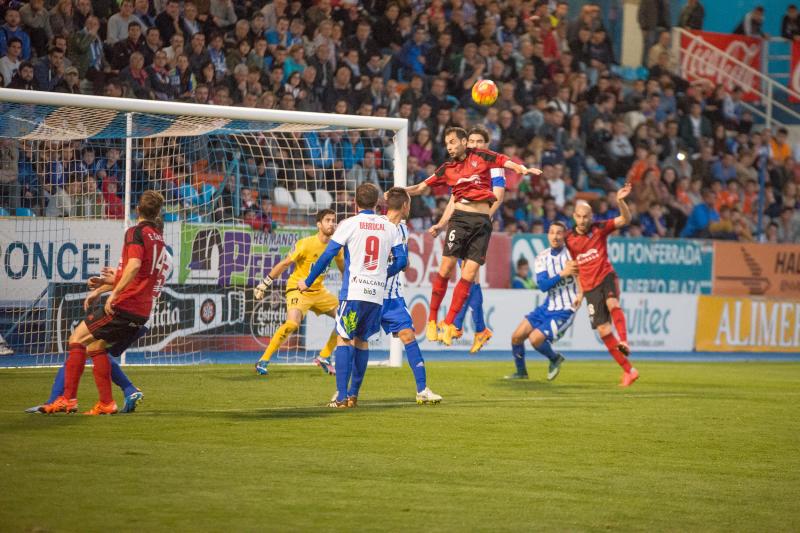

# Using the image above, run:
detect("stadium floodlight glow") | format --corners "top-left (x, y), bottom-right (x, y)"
top-left (0, 88), bottom-right (409, 368)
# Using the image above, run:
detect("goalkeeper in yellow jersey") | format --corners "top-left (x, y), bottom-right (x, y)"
top-left (253, 209), bottom-right (344, 376)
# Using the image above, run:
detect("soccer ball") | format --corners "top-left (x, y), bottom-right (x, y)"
top-left (471, 79), bottom-right (499, 106)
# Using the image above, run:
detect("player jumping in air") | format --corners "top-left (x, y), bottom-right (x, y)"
top-left (507, 222), bottom-right (581, 380)
top-left (566, 183), bottom-right (639, 387)
top-left (405, 127), bottom-right (540, 346)
top-left (253, 209), bottom-right (344, 376)
top-left (300, 183), bottom-right (406, 408)
top-left (42, 191), bottom-right (170, 415)
top-left (430, 126), bottom-right (507, 353)
top-left (371, 187), bottom-right (441, 405)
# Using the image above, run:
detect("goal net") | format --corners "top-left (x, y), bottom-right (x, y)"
top-left (0, 89), bottom-right (408, 367)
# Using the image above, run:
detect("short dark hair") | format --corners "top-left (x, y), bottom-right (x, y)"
top-left (7, 37), bottom-right (22, 47)
top-left (516, 257), bottom-right (529, 268)
top-left (128, 21), bottom-right (140, 29)
top-left (467, 125), bottom-right (490, 143)
top-left (355, 183), bottom-right (380, 210)
top-left (385, 187), bottom-right (410, 211)
top-left (443, 126), bottom-right (467, 140)
top-left (315, 209), bottom-right (335, 223)
top-left (550, 221), bottom-right (568, 231)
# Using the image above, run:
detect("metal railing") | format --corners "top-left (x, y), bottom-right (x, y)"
top-left (673, 27), bottom-right (800, 129)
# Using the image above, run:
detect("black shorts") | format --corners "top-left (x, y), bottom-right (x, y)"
top-left (84, 305), bottom-right (147, 349)
top-left (443, 210), bottom-right (492, 265)
top-left (585, 272), bottom-right (620, 329)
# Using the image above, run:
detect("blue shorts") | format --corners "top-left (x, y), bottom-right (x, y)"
top-left (335, 300), bottom-right (383, 340)
top-left (526, 305), bottom-right (575, 343)
top-left (381, 297), bottom-right (413, 334)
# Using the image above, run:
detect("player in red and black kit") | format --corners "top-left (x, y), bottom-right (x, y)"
top-left (43, 191), bottom-right (169, 415)
top-left (566, 183), bottom-right (639, 387)
top-left (404, 127), bottom-right (540, 346)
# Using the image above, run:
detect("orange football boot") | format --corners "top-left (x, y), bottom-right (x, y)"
top-left (469, 328), bottom-right (494, 353)
top-left (83, 401), bottom-right (118, 415)
top-left (620, 368), bottom-right (639, 388)
top-left (42, 396), bottom-right (78, 414)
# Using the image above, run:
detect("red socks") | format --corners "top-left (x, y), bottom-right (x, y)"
top-left (88, 349), bottom-right (113, 405)
top-left (429, 273), bottom-right (449, 321)
top-left (63, 343), bottom-right (87, 400)
top-left (611, 307), bottom-right (628, 343)
top-left (445, 279), bottom-right (473, 324)
top-left (601, 333), bottom-right (632, 372)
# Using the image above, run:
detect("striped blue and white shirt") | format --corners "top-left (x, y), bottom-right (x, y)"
top-left (383, 219), bottom-right (408, 300)
top-left (534, 246), bottom-right (579, 312)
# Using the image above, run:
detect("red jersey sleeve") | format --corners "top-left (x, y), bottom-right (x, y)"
top-left (424, 164), bottom-right (447, 187)
top-left (473, 149), bottom-right (510, 169)
top-left (599, 219), bottom-right (617, 236)
top-left (125, 226), bottom-right (146, 261)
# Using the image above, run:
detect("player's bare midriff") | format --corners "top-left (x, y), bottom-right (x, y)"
top-left (454, 198), bottom-right (492, 215)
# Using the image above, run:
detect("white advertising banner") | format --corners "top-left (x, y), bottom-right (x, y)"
top-left (0, 219), bottom-right (181, 302)
top-left (306, 288), bottom-right (698, 353)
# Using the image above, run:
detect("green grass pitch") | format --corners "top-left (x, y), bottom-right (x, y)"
top-left (1, 361), bottom-right (799, 532)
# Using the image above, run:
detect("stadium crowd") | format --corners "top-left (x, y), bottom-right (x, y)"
top-left (0, 0), bottom-right (799, 243)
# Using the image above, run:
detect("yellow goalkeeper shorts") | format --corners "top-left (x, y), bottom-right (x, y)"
top-left (285, 288), bottom-right (339, 316)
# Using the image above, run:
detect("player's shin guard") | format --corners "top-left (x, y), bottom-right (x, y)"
top-left (534, 339), bottom-right (559, 363)
top-left (512, 343), bottom-right (527, 375)
top-left (610, 307), bottom-right (628, 343)
top-left (334, 345), bottom-right (355, 402)
top-left (110, 358), bottom-right (137, 397)
top-left (445, 279), bottom-right (473, 324)
top-left (89, 350), bottom-right (114, 405)
top-left (260, 320), bottom-right (299, 362)
top-left (601, 333), bottom-right (632, 371)
top-left (63, 343), bottom-right (88, 400)
top-left (404, 340), bottom-right (427, 393)
top-left (429, 273), bottom-right (449, 322)
top-left (470, 284), bottom-right (486, 332)
top-left (319, 330), bottom-right (338, 359)
top-left (47, 365), bottom-right (67, 404)
top-left (347, 347), bottom-right (370, 398)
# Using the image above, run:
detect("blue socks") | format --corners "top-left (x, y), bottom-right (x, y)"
top-left (45, 356), bottom-right (138, 404)
top-left (334, 345), bottom-right (355, 402)
top-left (512, 343), bottom-right (527, 375)
top-left (347, 347), bottom-right (370, 398)
top-left (47, 366), bottom-right (66, 404)
top-left (535, 339), bottom-right (559, 363)
top-left (454, 283), bottom-right (485, 331)
top-left (470, 284), bottom-right (486, 332)
top-left (110, 358), bottom-right (138, 397)
top-left (404, 340), bottom-right (426, 393)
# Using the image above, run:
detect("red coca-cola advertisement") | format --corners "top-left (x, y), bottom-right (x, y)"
top-left (679, 30), bottom-right (762, 102)
top-left (790, 41), bottom-right (800, 103)
top-left (405, 231), bottom-right (511, 289)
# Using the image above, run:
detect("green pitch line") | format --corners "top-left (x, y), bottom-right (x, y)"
top-left (1, 362), bottom-right (798, 532)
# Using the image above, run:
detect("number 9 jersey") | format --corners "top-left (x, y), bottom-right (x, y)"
top-left (331, 210), bottom-right (404, 305)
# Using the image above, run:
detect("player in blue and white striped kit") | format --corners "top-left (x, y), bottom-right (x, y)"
top-left (507, 221), bottom-right (582, 380)
top-left (379, 188), bottom-right (442, 404)
top-left (301, 183), bottom-right (407, 408)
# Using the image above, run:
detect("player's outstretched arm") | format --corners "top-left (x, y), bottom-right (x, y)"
top-left (254, 254), bottom-right (294, 300)
top-left (430, 195), bottom-right (456, 237)
top-left (504, 160), bottom-right (542, 176)
top-left (402, 181), bottom-right (429, 197)
top-left (300, 240), bottom-right (343, 292)
top-left (614, 182), bottom-right (633, 229)
top-left (105, 258), bottom-right (142, 314)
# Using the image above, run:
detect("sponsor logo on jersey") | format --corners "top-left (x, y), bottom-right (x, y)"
top-left (455, 174), bottom-right (481, 185)
top-left (576, 248), bottom-right (600, 264)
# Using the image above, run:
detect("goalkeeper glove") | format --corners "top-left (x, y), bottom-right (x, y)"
top-left (254, 275), bottom-right (273, 300)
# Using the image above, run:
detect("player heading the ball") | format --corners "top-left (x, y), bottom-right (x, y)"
top-left (404, 126), bottom-right (541, 346)
top-left (300, 183), bottom-right (407, 408)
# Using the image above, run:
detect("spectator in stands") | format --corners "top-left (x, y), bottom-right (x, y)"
top-left (110, 22), bottom-right (144, 71)
top-left (34, 45), bottom-right (65, 92)
top-left (49, 0), bottom-right (76, 41)
top-left (511, 257), bottom-right (535, 289)
top-left (679, 102), bottom-right (712, 153)
top-left (0, 139), bottom-right (19, 211)
top-left (398, 26), bottom-right (429, 78)
top-left (681, 187), bottom-right (720, 237)
top-left (120, 51), bottom-right (152, 99)
top-left (19, 0), bottom-right (52, 57)
top-left (0, 37), bottom-right (22, 86)
top-left (0, 9), bottom-right (32, 61)
top-left (69, 16), bottom-right (108, 94)
top-left (107, 0), bottom-right (142, 45)
top-left (782, 5), bottom-right (800, 41)
top-left (102, 178), bottom-right (125, 218)
top-left (711, 152), bottom-right (737, 184)
top-left (8, 60), bottom-right (37, 89)
top-left (638, 0), bottom-right (670, 65)
top-left (133, 0), bottom-right (156, 29)
top-left (640, 201), bottom-right (667, 237)
top-left (678, 0), bottom-right (705, 30)
top-left (57, 65), bottom-right (81, 93)
top-left (155, 0), bottom-right (182, 45)
top-left (734, 6), bottom-right (766, 38)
